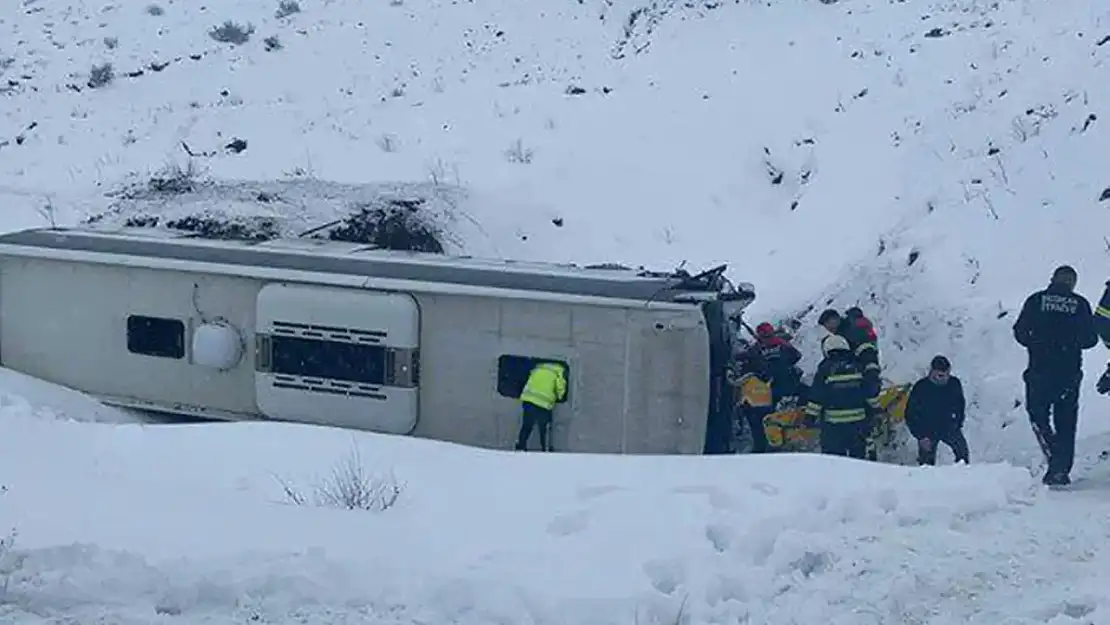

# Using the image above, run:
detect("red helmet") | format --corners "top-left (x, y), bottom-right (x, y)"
top-left (756, 322), bottom-right (775, 337)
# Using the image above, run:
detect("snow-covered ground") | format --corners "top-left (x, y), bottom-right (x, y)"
top-left (3, 0), bottom-right (1110, 621)
top-left (4, 396), bottom-right (1110, 624)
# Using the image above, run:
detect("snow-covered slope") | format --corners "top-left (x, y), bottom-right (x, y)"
top-left (0, 367), bottom-right (142, 424)
top-left (3, 1), bottom-right (1110, 619)
top-left (4, 0), bottom-right (1109, 465)
top-left (4, 403), bottom-right (1110, 624)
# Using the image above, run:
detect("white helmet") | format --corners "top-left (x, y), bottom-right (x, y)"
top-left (822, 334), bottom-right (850, 357)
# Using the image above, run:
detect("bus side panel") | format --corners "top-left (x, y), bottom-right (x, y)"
top-left (0, 258), bottom-right (261, 416)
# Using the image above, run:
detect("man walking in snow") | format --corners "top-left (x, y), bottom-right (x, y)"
top-left (1013, 265), bottom-right (1099, 486)
top-left (804, 334), bottom-right (872, 459)
top-left (904, 355), bottom-right (970, 465)
top-left (1095, 280), bottom-right (1110, 395)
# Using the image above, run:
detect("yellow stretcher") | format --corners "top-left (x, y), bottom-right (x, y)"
top-left (734, 375), bottom-right (912, 453)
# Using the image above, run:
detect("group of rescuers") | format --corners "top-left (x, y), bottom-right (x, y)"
top-left (728, 307), bottom-right (968, 465)
top-left (510, 264), bottom-right (1110, 485)
top-left (728, 264), bottom-right (1110, 484)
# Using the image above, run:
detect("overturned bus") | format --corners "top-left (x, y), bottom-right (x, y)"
top-left (0, 226), bottom-right (755, 454)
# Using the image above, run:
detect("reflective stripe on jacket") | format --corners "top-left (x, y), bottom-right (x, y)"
top-left (1097, 281), bottom-right (1110, 348)
top-left (805, 356), bottom-right (870, 424)
top-left (520, 363), bottom-right (567, 410)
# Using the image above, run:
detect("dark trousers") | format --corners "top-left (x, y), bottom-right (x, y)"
top-left (770, 379), bottom-right (801, 407)
top-left (917, 427), bottom-right (970, 465)
top-left (1024, 368), bottom-right (1081, 476)
top-left (515, 402), bottom-right (553, 451)
top-left (820, 419), bottom-right (871, 459)
top-left (743, 406), bottom-right (772, 453)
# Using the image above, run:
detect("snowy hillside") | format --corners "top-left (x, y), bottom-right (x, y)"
top-left (3, 0), bottom-right (1110, 621)
top-left (3, 0), bottom-right (1109, 465)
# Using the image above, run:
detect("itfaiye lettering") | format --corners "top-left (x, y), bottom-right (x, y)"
top-left (1040, 294), bottom-right (1078, 315)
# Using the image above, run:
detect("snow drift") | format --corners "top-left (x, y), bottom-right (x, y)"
top-left (3, 406), bottom-right (1110, 624)
top-left (2, 0), bottom-right (1110, 622)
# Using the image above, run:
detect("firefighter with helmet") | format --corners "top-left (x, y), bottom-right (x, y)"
top-left (804, 333), bottom-right (873, 459)
top-left (1096, 279), bottom-right (1110, 395)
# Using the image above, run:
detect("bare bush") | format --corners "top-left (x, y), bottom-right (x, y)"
top-left (152, 214), bottom-right (279, 241)
top-left (275, 446), bottom-right (402, 512)
top-left (0, 485), bottom-right (23, 599)
top-left (284, 165), bottom-right (313, 179)
top-left (635, 593), bottom-right (689, 625)
top-left (209, 21), bottom-right (255, 45)
top-left (36, 198), bottom-right (58, 227)
top-left (146, 4), bottom-right (164, 16)
top-left (88, 62), bottom-right (114, 89)
top-left (318, 198), bottom-right (447, 253)
top-left (0, 528), bottom-right (15, 595)
top-left (375, 133), bottom-right (399, 152)
top-left (263, 35), bottom-right (282, 51)
top-left (275, 0), bottom-right (301, 18)
top-left (427, 157), bottom-right (460, 187)
top-left (102, 36), bottom-right (119, 49)
top-left (504, 138), bottom-right (534, 164)
top-left (1011, 116), bottom-right (1030, 142)
top-left (147, 160), bottom-right (202, 195)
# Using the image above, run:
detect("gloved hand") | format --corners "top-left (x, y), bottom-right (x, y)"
top-left (1097, 363), bottom-right (1110, 395)
top-left (803, 407), bottom-right (820, 428)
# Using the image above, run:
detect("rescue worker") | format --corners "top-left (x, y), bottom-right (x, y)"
top-left (904, 355), bottom-right (970, 465)
top-left (1012, 265), bottom-right (1099, 486)
top-left (515, 361), bottom-right (567, 452)
top-left (1096, 280), bottom-right (1110, 395)
top-left (804, 334), bottom-right (872, 459)
top-left (839, 307), bottom-right (882, 387)
top-left (753, 321), bottom-right (803, 405)
top-left (729, 337), bottom-right (773, 453)
top-left (836, 307), bottom-right (883, 458)
top-left (817, 309), bottom-right (842, 356)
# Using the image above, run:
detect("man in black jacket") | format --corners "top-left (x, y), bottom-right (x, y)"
top-left (1095, 280), bottom-right (1110, 395)
top-left (904, 355), bottom-right (969, 465)
top-left (1013, 265), bottom-right (1099, 485)
top-left (804, 334), bottom-right (872, 459)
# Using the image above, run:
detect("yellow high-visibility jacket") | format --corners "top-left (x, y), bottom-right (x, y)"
top-left (520, 363), bottom-right (567, 410)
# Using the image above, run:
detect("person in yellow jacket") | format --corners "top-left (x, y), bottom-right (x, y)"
top-left (515, 361), bottom-right (568, 451)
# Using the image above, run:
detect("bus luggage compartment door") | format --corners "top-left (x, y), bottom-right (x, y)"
top-left (254, 283), bottom-right (420, 434)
